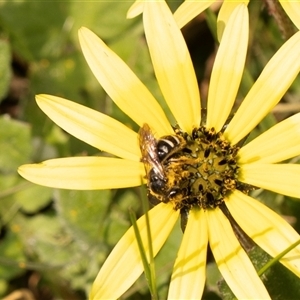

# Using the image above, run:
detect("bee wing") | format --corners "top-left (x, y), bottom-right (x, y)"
top-left (138, 124), bottom-right (165, 179)
top-left (139, 124), bottom-right (155, 161)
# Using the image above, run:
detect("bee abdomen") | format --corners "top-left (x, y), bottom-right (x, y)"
top-left (157, 135), bottom-right (182, 161)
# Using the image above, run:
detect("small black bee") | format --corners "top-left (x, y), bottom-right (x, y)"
top-left (139, 123), bottom-right (189, 231)
top-left (139, 124), bottom-right (167, 199)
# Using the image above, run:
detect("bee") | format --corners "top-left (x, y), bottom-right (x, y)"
top-left (139, 124), bottom-right (167, 202)
top-left (139, 123), bottom-right (189, 196)
top-left (139, 123), bottom-right (190, 231)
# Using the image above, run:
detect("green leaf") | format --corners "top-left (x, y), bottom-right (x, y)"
top-left (13, 213), bottom-right (75, 267)
top-left (68, 2), bottom-right (136, 41)
top-left (219, 245), bottom-right (300, 300)
top-left (0, 1), bottom-right (69, 61)
top-left (250, 246), bottom-right (300, 300)
top-left (0, 229), bottom-right (26, 280)
top-left (0, 116), bottom-right (31, 173)
top-left (14, 184), bottom-right (52, 214)
top-left (55, 189), bottom-right (112, 246)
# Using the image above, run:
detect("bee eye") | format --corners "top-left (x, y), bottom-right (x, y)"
top-left (149, 169), bottom-right (167, 193)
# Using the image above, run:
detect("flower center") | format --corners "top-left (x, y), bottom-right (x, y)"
top-left (139, 124), bottom-right (249, 212)
top-left (163, 126), bottom-right (240, 211)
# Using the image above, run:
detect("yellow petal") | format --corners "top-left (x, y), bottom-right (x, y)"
top-left (217, 0), bottom-right (249, 41)
top-left (128, 0), bottom-right (217, 30)
top-left (36, 94), bottom-right (140, 161)
top-left (225, 30), bottom-right (300, 145)
top-left (127, 0), bottom-right (143, 19)
top-left (279, 0), bottom-right (300, 29)
top-left (207, 4), bottom-right (248, 132)
top-left (78, 27), bottom-right (172, 137)
top-left (207, 208), bottom-right (271, 299)
top-left (240, 163), bottom-right (300, 198)
top-left (173, 0), bottom-right (216, 29)
top-left (90, 203), bottom-right (179, 300)
top-left (143, 1), bottom-right (201, 133)
top-left (18, 157), bottom-right (145, 190)
top-left (168, 209), bottom-right (207, 299)
top-left (239, 113), bottom-right (300, 164)
top-left (227, 190), bottom-right (300, 277)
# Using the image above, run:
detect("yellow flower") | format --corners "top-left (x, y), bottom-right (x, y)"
top-left (18, 2), bottom-right (300, 299)
top-left (128, 0), bottom-right (300, 40)
top-left (172, 0), bottom-right (300, 31)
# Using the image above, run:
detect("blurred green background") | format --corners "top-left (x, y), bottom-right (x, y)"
top-left (1, 1), bottom-right (300, 299)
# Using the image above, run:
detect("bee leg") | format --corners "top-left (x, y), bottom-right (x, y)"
top-left (180, 207), bottom-right (189, 232)
top-left (147, 192), bottom-right (161, 206)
